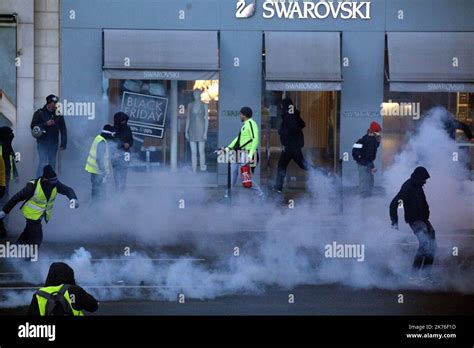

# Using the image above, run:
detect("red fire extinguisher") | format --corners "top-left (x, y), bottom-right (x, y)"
top-left (240, 164), bottom-right (252, 188)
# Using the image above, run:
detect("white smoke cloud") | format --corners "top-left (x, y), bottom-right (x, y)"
top-left (1, 107), bottom-right (473, 311)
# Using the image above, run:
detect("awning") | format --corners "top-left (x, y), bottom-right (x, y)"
top-left (265, 31), bottom-right (342, 91)
top-left (387, 32), bottom-right (474, 92)
top-left (103, 30), bottom-right (219, 80)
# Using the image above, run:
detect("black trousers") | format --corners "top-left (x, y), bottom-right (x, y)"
top-left (274, 147), bottom-right (309, 191)
top-left (15, 219), bottom-right (43, 248)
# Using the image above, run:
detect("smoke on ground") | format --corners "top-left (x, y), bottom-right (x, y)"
top-left (1, 107), bottom-right (473, 309)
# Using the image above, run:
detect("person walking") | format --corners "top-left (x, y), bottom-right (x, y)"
top-left (272, 98), bottom-right (310, 193)
top-left (353, 121), bottom-right (382, 197)
top-left (390, 166), bottom-right (436, 285)
top-left (224, 107), bottom-right (264, 198)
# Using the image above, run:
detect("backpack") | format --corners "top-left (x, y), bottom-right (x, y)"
top-left (36, 285), bottom-right (74, 316)
top-left (352, 137), bottom-right (366, 162)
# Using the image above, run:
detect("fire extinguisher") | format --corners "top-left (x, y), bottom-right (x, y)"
top-left (240, 164), bottom-right (252, 188)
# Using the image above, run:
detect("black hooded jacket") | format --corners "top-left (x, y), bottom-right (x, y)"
top-left (113, 112), bottom-right (134, 151)
top-left (356, 134), bottom-right (380, 168)
top-left (390, 167), bottom-right (431, 224)
top-left (0, 127), bottom-right (18, 181)
top-left (279, 109), bottom-right (306, 149)
top-left (28, 262), bottom-right (98, 315)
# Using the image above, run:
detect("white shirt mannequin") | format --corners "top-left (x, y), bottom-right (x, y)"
top-left (186, 89), bottom-right (209, 172)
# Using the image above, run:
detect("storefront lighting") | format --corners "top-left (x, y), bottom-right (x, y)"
top-left (193, 80), bottom-right (219, 103)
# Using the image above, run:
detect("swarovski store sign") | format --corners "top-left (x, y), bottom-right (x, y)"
top-left (236, 0), bottom-right (371, 20)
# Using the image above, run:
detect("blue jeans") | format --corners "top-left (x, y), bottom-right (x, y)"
top-left (357, 164), bottom-right (374, 197)
top-left (36, 141), bottom-right (58, 177)
top-left (409, 220), bottom-right (437, 277)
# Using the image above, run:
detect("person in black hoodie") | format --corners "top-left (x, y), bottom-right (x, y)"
top-left (272, 98), bottom-right (310, 193)
top-left (0, 127), bottom-right (19, 228)
top-left (31, 95), bottom-right (67, 177)
top-left (112, 112), bottom-right (134, 192)
top-left (0, 165), bottom-right (78, 248)
top-left (390, 166), bottom-right (436, 282)
top-left (28, 262), bottom-right (98, 316)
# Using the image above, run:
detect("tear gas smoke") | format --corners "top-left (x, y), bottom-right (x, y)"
top-left (1, 107), bottom-right (473, 309)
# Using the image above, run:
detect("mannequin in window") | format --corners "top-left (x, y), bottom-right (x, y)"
top-left (186, 89), bottom-right (208, 172)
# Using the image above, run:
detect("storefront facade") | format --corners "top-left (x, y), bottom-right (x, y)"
top-left (60, 0), bottom-right (474, 187)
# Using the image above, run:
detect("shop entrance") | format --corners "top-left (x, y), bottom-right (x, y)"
top-left (261, 90), bottom-right (340, 189)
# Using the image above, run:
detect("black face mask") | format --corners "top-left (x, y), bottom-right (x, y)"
top-left (43, 178), bottom-right (58, 187)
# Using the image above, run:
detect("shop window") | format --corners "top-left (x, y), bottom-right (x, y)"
top-left (107, 79), bottom-right (219, 176)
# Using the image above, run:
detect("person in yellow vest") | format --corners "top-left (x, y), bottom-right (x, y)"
top-left (28, 262), bottom-right (98, 316)
top-left (85, 125), bottom-right (115, 200)
top-left (0, 165), bottom-right (78, 248)
top-left (0, 153), bottom-right (5, 238)
top-left (224, 106), bottom-right (264, 198)
top-left (0, 127), bottom-right (20, 232)
top-left (0, 153), bottom-right (5, 198)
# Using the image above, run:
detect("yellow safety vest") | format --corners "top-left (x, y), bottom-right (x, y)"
top-left (85, 135), bottom-right (110, 175)
top-left (36, 284), bottom-right (84, 316)
top-left (21, 180), bottom-right (57, 222)
top-left (0, 144), bottom-right (15, 181)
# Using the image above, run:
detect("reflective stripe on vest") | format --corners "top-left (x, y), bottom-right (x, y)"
top-left (85, 135), bottom-right (110, 175)
top-left (21, 180), bottom-right (57, 222)
top-left (36, 285), bottom-right (84, 316)
top-left (0, 145), bottom-right (14, 181)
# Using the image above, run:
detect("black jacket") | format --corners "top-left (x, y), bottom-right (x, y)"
top-left (2, 179), bottom-right (77, 215)
top-left (278, 110), bottom-right (305, 149)
top-left (0, 127), bottom-right (19, 181)
top-left (31, 106), bottom-right (67, 147)
top-left (356, 134), bottom-right (380, 168)
top-left (390, 167), bottom-right (431, 224)
top-left (113, 112), bottom-right (134, 151)
top-left (28, 262), bottom-right (98, 315)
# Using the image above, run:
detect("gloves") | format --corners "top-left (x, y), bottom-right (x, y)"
top-left (69, 199), bottom-right (79, 209)
top-left (0, 211), bottom-right (7, 220)
top-left (0, 186), bottom-right (5, 199)
top-left (391, 222), bottom-right (399, 230)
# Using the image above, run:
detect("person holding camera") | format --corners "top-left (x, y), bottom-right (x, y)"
top-left (31, 94), bottom-right (68, 177)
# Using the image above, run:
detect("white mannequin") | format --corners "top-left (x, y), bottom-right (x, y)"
top-left (186, 89), bottom-right (209, 172)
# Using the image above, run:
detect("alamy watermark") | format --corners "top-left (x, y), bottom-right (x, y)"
top-left (325, 241), bottom-right (365, 262)
top-left (381, 100), bottom-right (420, 120)
top-left (0, 242), bottom-right (38, 262)
top-left (56, 99), bottom-right (96, 120)
top-left (216, 149), bottom-right (257, 165)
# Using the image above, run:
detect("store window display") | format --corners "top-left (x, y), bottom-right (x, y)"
top-left (186, 89), bottom-right (209, 172)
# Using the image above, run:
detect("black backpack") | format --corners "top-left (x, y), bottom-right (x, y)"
top-left (36, 285), bottom-right (73, 316)
top-left (352, 137), bottom-right (366, 162)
